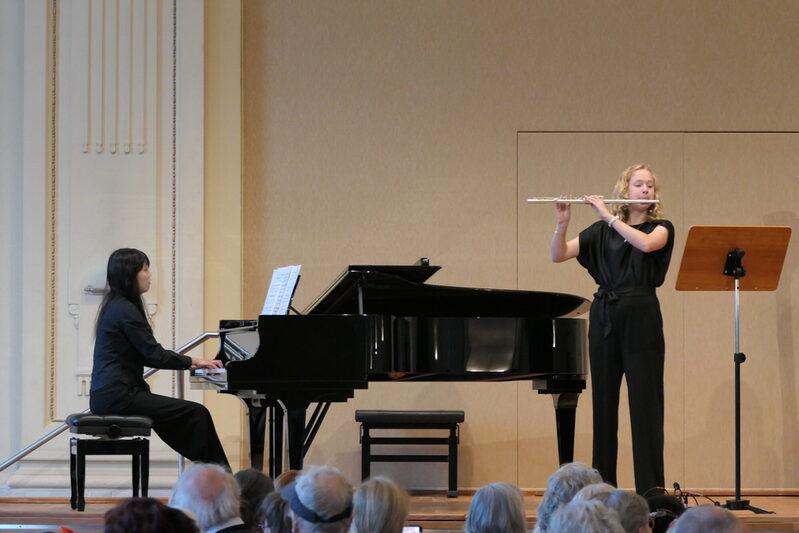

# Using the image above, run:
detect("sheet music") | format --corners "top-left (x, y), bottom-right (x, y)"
top-left (261, 265), bottom-right (302, 315)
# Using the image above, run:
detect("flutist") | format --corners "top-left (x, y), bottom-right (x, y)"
top-left (550, 164), bottom-right (675, 495)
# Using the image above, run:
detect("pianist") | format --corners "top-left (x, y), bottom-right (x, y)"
top-left (89, 248), bottom-right (230, 468)
top-left (550, 164), bottom-right (675, 495)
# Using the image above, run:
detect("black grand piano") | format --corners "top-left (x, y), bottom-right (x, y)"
top-left (191, 262), bottom-right (589, 476)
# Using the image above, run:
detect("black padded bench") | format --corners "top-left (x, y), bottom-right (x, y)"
top-left (355, 410), bottom-right (464, 498)
top-left (67, 413), bottom-right (152, 511)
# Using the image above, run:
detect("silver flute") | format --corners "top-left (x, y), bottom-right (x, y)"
top-left (527, 197), bottom-right (659, 204)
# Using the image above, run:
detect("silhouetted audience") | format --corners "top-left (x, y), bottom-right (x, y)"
top-left (281, 464), bottom-right (353, 533)
top-left (261, 491), bottom-right (293, 533)
top-left (170, 463), bottom-right (249, 532)
top-left (350, 476), bottom-right (409, 533)
top-left (104, 497), bottom-right (198, 533)
top-left (646, 494), bottom-right (684, 533)
top-left (670, 504), bottom-right (743, 533)
top-left (533, 462), bottom-right (604, 533)
top-left (548, 499), bottom-right (625, 533)
top-left (235, 468), bottom-right (275, 531)
top-left (464, 482), bottom-right (526, 533)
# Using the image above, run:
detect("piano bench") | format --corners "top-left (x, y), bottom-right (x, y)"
top-left (355, 410), bottom-right (464, 498)
top-left (66, 413), bottom-right (152, 512)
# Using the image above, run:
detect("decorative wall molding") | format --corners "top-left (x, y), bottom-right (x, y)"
top-left (46, 0), bottom-right (59, 425)
top-left (80, 0), bottom-right (150, 155)
top-left (1, 0), bottom-right (206, 495)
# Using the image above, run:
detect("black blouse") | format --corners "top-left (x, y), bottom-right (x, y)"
top-left (90, 295), bottom-right (192, 412)
top-left (577, 219), bottom-right (675, 291)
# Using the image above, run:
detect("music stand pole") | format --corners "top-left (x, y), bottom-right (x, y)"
top-left (676, 226), bottom-right (791, 514)
top-left (723, 249), bottom-right (748, 510)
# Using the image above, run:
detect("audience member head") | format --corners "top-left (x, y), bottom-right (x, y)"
top-left (104, 497), bottom-right (198, 533)
top-left (281, 464), bottom-right (353, 533)
top-left (465, 482), bottom-right (526, 533)
top-left (548, 499), bottom-right (625, 533)
top-left (235, 468), bottom-right (275, 530)
top-left (170, 463), bottom-right (242, 532)
top-left (535, 462), bottom-right (604, 533)
top-left (276, 469), bottom-right (301, 491)
top-left (350, 476), bottom-right (409, 533)
top-left (670, 505), bottom-right (743, 533)
top-left (262, 491), bottom-right (293, 533)
top-left (646, 494), bottom-right (684, 533)
top-left (570, 483), bottom-right (616, 505)
top-left (604, 490), bottom-right (651, 533)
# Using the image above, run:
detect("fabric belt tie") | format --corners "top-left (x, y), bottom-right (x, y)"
top-left (593, 286), bottom-right (655, 338)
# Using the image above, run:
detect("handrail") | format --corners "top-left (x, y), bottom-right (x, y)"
top-left (0, 331), bottom-right (221, 473)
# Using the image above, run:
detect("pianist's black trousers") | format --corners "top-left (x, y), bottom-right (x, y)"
top-left (589, 293), bottom-right (665, 495)
top-left (93, 390), bottom-right (230, 469)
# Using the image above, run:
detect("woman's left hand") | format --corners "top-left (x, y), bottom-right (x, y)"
top-left (191, 357), bottom-right (224, 370)
top-left (584, 195), bottom-right (612, 222)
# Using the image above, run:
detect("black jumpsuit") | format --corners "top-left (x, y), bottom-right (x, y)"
top-left (90, 295), bottom-right (229, 468)
top-left (577, 218), bottom-right (674, 495)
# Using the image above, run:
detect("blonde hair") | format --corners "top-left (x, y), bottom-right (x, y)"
top-left (350, 477), bottom-right (409, 533)
top-left (610, 164), bottom-right (664, 223)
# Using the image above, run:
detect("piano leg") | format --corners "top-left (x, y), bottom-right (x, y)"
top-left (268, 401), bottom-right (284, 478)
top-left (276, 392), bottom-right (353, 471)
top-left (244, 399), bottom-right (266, 471)
top-left (552, 392), bottom-right (580, 465)
top-left (285, 405), bottom-right (307, 471)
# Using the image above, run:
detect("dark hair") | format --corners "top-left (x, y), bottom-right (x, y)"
top-left (104, 497), bottom-right (199, 533)
top-left (96, 248), bottom-right (150, 335)
top-left (235, 468), bottom-right (275, 530)
top-left (261, 491), bottom-right (292, 533)
top-left (647, 494), bottom-right (685, 533)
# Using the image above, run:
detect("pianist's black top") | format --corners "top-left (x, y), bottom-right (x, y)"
top-left (90, 294), bottom-right (192, 413)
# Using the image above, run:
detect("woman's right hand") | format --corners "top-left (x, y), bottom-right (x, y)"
top-left (191, 358), bottom-right (224, 370)
top-left (555, 195), bottom-right (572, 225)
top-left (551, 195), bottom-right (579, 262)
top-left (583, 194), bottom-right (612, 222)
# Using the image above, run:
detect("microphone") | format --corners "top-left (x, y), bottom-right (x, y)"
top-left (673, 482), bottom-right (688, 507)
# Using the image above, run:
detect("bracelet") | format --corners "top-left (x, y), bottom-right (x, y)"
top-left (608, 215), bottom-right (620, 228)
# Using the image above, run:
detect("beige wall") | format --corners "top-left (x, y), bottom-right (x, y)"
top-left (205, 0), bottom-right (245, 467)
top-left (204, 0), bottom-right (799, 490)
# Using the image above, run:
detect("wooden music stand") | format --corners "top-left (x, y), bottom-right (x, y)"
top-left (676, 225), bottom-right (791, 513)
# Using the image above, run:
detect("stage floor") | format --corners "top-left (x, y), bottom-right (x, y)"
top-left (1, 493), bottom-right (799, 532)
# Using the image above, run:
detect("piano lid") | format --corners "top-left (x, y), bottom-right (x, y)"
top-left (304, 265), bottom-right (441, 315)
top-left (303, 264), bottom-right (589, 319)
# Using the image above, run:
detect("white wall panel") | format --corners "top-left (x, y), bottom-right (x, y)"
top-left (56, 0), bottom-right (163, 422)
top-left (1, 0), bottom-right (207, 496)
top-left (0, 0), bottom-right (33, 483)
